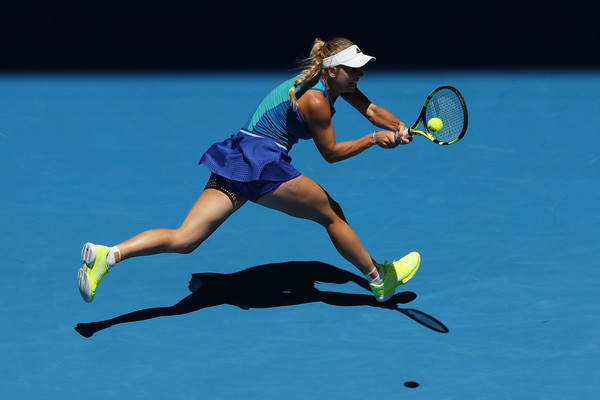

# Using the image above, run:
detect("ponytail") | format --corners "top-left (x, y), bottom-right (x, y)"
top-left (288, 37), bottom-right (354, 110)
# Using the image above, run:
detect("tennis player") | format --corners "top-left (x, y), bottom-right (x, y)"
top-left (78, 37), bottom-right (420, 304)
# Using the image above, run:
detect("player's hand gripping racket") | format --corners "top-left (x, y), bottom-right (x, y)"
top-left (402, 86), bottom-right (468, 145)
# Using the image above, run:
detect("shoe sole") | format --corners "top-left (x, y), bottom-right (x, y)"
top-left (77, 267), bottom-right (92, 303)
top-left (78, 243), bottom-right (96, 303)
top-left (81, 242), bottom-right (97, 266)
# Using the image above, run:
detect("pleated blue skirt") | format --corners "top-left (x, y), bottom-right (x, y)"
top-left (199, 130), bottom-right (302, 201)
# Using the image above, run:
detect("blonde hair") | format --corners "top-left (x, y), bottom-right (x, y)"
top-left (288, 37), bottom-right (354, 110)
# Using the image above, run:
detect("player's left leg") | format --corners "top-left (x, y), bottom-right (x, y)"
top-left (78, 180), bottom-right (247, 302)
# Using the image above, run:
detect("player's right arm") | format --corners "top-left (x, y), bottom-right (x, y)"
top-left (299, 90), bottom-right (375, 163)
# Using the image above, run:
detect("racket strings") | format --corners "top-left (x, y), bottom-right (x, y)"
top-left (425, 89), bottom-right (466, 142)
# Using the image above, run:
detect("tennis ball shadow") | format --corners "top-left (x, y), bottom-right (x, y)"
top-left (75, 261), bottom-right (448, 338)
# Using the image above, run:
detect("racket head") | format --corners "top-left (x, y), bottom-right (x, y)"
top-left (410, 86), bottom-right (469, 145)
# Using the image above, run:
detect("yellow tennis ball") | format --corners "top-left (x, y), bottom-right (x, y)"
top-left (427, 117), bottom-right (443, 133)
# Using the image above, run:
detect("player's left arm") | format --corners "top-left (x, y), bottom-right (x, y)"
top-left (341, 89), bottom-right (410, 143)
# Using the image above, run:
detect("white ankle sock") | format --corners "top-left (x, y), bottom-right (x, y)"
top-left (366, 265), bottom-right (383, 283)
top-left (106, 246), bottom-right (121, 267)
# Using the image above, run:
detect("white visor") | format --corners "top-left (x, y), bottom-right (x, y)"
top-left (321, 45), bottom-right (376, 68)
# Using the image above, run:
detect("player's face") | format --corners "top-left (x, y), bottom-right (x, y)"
top-left (337, 65), bottom-right (363, 92)
top-left (327, 65), bottom-right (363, 95)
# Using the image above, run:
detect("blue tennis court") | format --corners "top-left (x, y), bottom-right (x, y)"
top-left (1, 70), bottom-right (598, 399)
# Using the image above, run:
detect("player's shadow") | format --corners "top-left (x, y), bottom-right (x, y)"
top-left (75, 261), bottom-right (449, 338)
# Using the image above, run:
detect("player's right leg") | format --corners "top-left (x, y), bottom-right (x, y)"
top-left (256, 175), bottom-right (420, 302)
top-left (78, 181), bottom-right (247, 302)
top-left (368, 252), bottom-right (420, 302)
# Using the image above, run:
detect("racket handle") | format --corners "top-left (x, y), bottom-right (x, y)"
top-left (402, 128), bottom-right (411, 138)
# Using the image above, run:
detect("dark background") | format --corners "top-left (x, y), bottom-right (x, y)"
top-left (0, 0), bottom-right (597, 71)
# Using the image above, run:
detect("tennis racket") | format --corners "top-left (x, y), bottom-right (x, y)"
top-left (402, 85), bottom-right (468, 145)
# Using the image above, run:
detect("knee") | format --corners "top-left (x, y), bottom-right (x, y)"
top-left (315, 198), bottom-right (348, 228)
top-left (177, 242), bottom-right (201, 254)
top-left (327, 196), bottom-right (347, 223)
top-left (171, 229), bottom-right (203, 254)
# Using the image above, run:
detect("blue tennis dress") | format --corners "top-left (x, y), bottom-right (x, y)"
top-left (199, 76), bottom-right (336, 201)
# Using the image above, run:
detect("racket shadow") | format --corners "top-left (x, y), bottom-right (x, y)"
top-left (74, 261), bottom-right (448, 338)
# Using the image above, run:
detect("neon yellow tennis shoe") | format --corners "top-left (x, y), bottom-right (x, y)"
top-left (369, 252), bottom-right (420, 302)
top-left (78, 243), bottom-right (110, 303)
